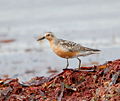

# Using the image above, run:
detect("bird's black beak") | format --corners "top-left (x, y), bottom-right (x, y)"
top-left (37, 36), bottom-right (45, 41)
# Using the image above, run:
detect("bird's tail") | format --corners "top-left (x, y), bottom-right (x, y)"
top-left (90, 49), bottom-right (101, 54)
top-left (83, 47), bottom-right (101, 54)
top-left (78, 48), bottom-right (101, 57)
top-left (84, 46), bottom-right (100, 52)
top-left (92, 49), bottom-right (100, 51)
top-left (91, 49), bottom-right (101, 52)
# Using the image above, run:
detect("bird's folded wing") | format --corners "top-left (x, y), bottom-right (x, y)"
top-left (58, 39), bottom-right (85, 52)
top-left (58, 39), bottom-right (100, 52)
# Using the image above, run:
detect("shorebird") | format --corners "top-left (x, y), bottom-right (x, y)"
top-left (37, 32), bottom-right (100, 69)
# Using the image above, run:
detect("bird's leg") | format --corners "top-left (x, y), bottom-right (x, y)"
top-left (76, 58), bottom-right (95, 72)
top-left (77, 57), bottom-right (81, 68)
top-left (66, 59), bottom-right (69, 69)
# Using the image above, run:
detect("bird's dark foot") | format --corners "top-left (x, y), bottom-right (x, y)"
top-left (64, 66), bottom-right (69, 69)
top-left (78, 66), bottom-right (81, 69)
top-left (63, 68), bottom-right (72, 70)
top-left (63, 68), bottom-right (81, 72)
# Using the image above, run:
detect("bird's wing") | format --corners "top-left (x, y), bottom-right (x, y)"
top-left (57, 39), bottom-right (100, 52)
top-left (57, 39), bottom-right (85, 52)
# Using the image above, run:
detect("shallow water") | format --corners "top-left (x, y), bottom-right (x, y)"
top-left (0, 0), bottom-right (120, 81)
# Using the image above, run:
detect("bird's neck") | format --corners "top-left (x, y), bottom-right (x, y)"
top-left (48, 38), bottom-right (57, 48)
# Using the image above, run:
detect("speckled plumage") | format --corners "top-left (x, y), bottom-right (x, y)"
top-left (37, 32), bottom-right (101, 68)
top-left (54, 39), bottom-right (100, 57)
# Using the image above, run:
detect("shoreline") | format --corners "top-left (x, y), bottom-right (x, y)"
top-left (0, 59), bottom-right (119, 100)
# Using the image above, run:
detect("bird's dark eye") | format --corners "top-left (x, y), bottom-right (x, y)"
top-left (47, 34), bottom-right (50, 36)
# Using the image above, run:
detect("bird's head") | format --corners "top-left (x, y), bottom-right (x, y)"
top-left (37, 32), bottom-right (55, 41)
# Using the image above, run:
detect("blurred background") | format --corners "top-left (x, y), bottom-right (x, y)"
top-left (0, 0), bottom-right (120, 81)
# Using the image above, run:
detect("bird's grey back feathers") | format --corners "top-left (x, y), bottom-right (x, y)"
top-left (54, 39), bottom-right (100, 52)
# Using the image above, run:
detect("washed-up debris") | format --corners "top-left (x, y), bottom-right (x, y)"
top-left (47, 67), bottom-right (58, 73)
top-left (57, 82), bottom-right (65, 101)
top-left (25, 48), bottom-right (32, 52)
top-left (0, 59), bottom-right (120, 101)
top-left (0, 39), bottom-right (15, 43)
top-left (25, 69), bottom-right (36, 74)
